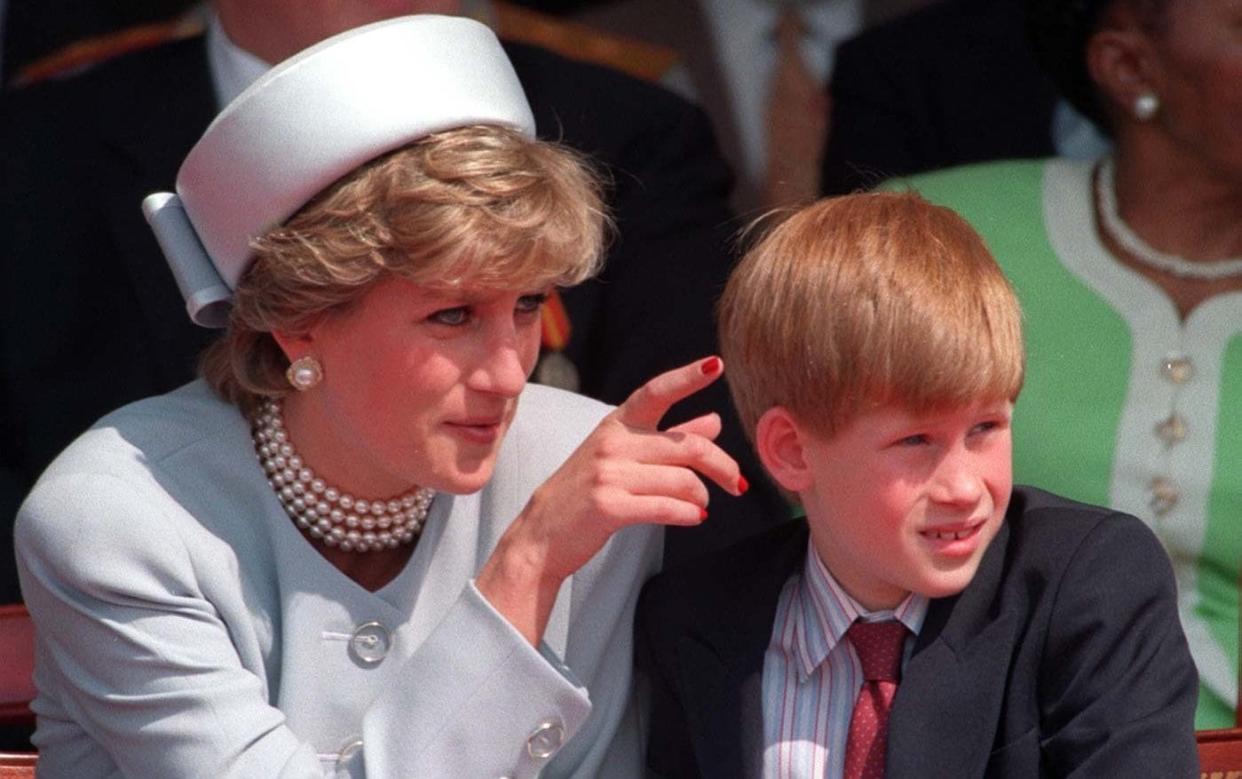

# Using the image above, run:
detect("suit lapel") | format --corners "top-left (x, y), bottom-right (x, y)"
top-left (676, 628), bottom-right (767, 779)
top-left (674, 522), bottom-right (809, 777)
top-left (887, 522), bottom-right (1017, 778)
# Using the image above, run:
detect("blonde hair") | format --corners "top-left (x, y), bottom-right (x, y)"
top-left (201, 125), bottom-right (607, 414)
top-left (719, 191), bottom-right (1024, 441)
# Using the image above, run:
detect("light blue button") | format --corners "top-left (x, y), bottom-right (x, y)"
top-left (349, 621), bottom-right (391, 666)
top-left (526, 720), bottom-right (565, 759)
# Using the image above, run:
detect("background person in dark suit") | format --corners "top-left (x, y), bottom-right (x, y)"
top-left (819, 0), bottom-right (1108, 195)
top-left (0, 0), bottom-right (787, 607)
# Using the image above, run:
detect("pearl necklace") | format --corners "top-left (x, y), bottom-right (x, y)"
top-left (251, 399), bottom-right (434, 553)
top-left (1096, 157), bottom-right (1242, 280)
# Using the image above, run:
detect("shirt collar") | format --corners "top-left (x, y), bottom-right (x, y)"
top-left (206, 12), bottom-right (272, 110)
top-left (788, 541), bottom-right (928, 679)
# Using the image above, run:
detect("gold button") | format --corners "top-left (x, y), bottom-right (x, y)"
top-left (1154, 414), bottom-right (1188, 447)
top-left (1149, 476), bottom-right (1180, 516)
top-left (1161, 356), bottom-right (1194, 384)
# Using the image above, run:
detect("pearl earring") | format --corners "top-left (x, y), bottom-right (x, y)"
top-left (1133, 91), bottom-right (1160, 121)
top-left (285, 356), bottom-right (323, 391)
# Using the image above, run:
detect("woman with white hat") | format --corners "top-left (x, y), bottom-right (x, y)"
top-left (14, 15), bottom-right (743, 777)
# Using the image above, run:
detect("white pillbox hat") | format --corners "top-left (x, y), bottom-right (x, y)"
top-left (144, 15), bottom-right (535, 327)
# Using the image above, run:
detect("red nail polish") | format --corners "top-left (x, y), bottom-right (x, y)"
top-left (737, 475), bottom-right (749, 495)
top-left (700, 356), bottom-right (722, 375)
top-left (699, 507), bottom-right (709, 521)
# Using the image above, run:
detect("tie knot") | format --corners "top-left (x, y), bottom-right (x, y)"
top-left (847, 620), bottom-right (907, 682)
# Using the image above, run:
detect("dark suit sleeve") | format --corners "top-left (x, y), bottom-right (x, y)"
top-left (0, 79), bottom-right (156, 604)
top-left (820, 33), bottom-right (920, 195)
top-left (820, 0), bottom-right (1059, 197)
top-left (0, 82), bottom-right (108, 604)
top-left (0, 41), bottom-right (216, 604)
top-left (1037, 513), bottom-right (1199, 776)
top-left (567, 87), bottom-right (736, 409)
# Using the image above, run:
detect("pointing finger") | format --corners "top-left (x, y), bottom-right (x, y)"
top-left (615, 356), bottom-right (724, 431)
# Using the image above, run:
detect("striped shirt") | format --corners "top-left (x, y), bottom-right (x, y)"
top-left (761, 544), bottom-right (928, 779)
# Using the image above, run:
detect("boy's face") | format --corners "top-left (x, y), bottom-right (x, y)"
top-left (799, 400), bottom-right (1013, 611)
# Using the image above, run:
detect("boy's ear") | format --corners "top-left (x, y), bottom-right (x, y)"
top-left (755, 406), bottom-right (815, 493)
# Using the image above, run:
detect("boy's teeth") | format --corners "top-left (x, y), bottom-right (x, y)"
top-left (929, 529), bottom-right (969, 541)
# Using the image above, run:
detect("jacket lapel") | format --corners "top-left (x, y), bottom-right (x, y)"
top-left (674, 521), bottom-right (809, 778)
top-left (676, 628), bottom-right (767, 779)
top-left (887, 522), bottom-right (1018, 778)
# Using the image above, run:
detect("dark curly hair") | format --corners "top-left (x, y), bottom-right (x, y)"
top-left (1026, 0), bottom-right (1170, 134)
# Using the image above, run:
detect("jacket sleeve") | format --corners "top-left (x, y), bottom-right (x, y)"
top-left (18, 472), bottom-right (332, 778)
top-left (1037, 513), bottom-right (1199, 776)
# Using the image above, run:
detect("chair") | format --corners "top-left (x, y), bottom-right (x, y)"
top-left (1198, 727), bottom-right (1242, 778)
top-left (0, 752), bottom-right (36, 778)
top-left (0, 605), bottom-right (36, 729)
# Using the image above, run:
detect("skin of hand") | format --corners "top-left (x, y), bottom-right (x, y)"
top-left (475, 356), bottom-right (745, 644)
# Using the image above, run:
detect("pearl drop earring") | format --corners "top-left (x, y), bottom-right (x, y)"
top-left (285, 356), bottom-right (323, 391)
top-left (1133, 91), bottom-right (1160, 122)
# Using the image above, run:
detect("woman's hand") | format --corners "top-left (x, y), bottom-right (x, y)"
top-left (476, 356), bottom-right (745, 643)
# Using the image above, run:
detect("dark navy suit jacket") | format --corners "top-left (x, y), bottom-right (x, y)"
top-left (637, 486), bottom-right (1199, 777)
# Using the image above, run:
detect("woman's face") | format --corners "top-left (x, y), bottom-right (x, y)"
top-left (1145, 0), bottom-right (1242, 178)
top-left (283, 275), bottom-right (546, 498)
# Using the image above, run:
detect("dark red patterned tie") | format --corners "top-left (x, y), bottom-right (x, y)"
top-left (844, 620), bottom-right (908, 779)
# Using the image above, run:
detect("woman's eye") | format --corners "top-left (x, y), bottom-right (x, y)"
top-left (429, 307), bottom-right (470, 326)
top-left (897, 434), bottom-right (929, 447)
top-left (516, 293), bottom-right (548, 314)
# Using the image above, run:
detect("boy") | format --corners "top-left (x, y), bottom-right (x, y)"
top-left (636, 192), bottom-right (1198, 777)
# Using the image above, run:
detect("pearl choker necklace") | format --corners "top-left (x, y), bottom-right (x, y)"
top-left (251, 399), bottom-right (435, 553)
top-left (1096, 157), bottom-right (1242, 280)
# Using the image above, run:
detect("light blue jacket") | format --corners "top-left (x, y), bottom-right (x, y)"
top-left (16, 380), bottom-right (660, 778)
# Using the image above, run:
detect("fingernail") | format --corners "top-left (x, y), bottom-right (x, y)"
top-left (737, 475), bottom-right (749, 495)
top-left (700, 356), bottom-right (722, 375)
top-left (699, 507), bottom-right (709, 521)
